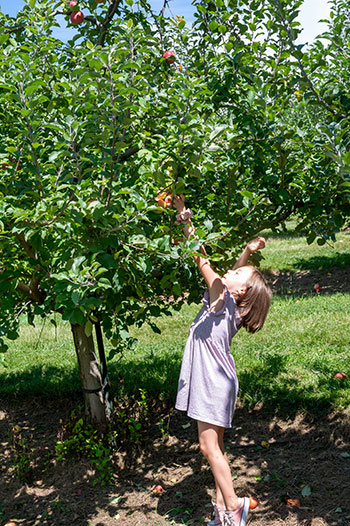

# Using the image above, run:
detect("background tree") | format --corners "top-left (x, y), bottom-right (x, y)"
top-left (0, 0), bottom-right (348, 426)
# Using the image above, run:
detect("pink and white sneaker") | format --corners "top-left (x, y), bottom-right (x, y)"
top-left (207, 501), bottom-right (225, 526)
top-left (223, 497), bottom-right (250, 526)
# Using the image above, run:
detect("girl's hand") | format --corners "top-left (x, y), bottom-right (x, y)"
top-left (247, 236), bottom-right (266, 253)
top-left (173, 194), bottom-right (185, 211)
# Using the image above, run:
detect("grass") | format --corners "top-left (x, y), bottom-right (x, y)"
top-left (1, 226), bottom-right (350, 416)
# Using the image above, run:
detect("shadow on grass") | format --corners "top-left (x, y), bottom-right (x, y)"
top-left (0, 365), bottom-right (82, 398)
top-left (295, 253), bottom-right (350, 271)
top-left (266, 265), bottom-right (350, 296)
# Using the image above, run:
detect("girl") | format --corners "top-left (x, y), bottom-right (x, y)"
top-left (173, 195), bottom-right (272, 526)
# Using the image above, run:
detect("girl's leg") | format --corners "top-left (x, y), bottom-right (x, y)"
top-left (197, 420), bottom-right (238, 512)
top-left (214, 430), bottom-right (227, 509)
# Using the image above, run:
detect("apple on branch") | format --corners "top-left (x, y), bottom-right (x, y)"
top-left (163, 51), bottom-right (176, 64)
top-left (68, 0), bottom-right (79, 11)
top-left (155, 191), bottom-right (172, 209)
top-left (70, 10), bottom-right (85, 25)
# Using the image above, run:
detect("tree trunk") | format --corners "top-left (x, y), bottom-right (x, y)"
top-left (71, 323), bottom-right (107, 429)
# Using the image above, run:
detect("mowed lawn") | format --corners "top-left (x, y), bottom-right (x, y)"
top-left (1, 227), bottom-right (350, 416)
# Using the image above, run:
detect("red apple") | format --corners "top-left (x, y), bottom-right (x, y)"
top-left (314, 283), bottom-right (321, 293)
top-left (96, 0), bottom-right (105, 3)
top-left (249, 496), bottom-right (259, 509)
top-left (154, 484), bottom-right (163, 493)
top-left (68, 0), bottom-right (79, 11)
top-left (163, 50), bottom-right (176, 64)
top-left (334, 372), bottom-right (348, 379)
top-left (70, 11), bottom-right (84, 25)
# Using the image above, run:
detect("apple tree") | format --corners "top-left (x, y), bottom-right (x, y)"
top-left (0, 0), bottom-right (348, 427)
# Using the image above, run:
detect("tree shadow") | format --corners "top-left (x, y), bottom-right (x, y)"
top-left (266, 265), bottom-right (350, 297)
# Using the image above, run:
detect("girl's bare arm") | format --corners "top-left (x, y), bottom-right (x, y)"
top-left (232, 237), bottom-right (266, 269)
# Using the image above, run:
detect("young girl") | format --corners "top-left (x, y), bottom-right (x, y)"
top-left (173, 195), bottom-right (272, 526)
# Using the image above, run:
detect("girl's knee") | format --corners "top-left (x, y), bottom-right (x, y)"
top-left (199, 438), bottom-right (209, 458)
top-left (199, 439), bottom-right (220, 460)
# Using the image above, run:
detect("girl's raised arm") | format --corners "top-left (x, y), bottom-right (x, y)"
top-left (173, 195), bottom-right (223, 296)
top-left (232, 237), bottom-right (266, 269)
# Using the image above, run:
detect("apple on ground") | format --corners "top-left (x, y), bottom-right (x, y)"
top-left (163, 50), bottom-right (176, 64)
top-left (154, 484), bottom-right (163, 493)
top-left (314, 283), bottom-right (321, 293)
top-left (334, 372), bottom-right (348, 379)
top-left (249, 496), bottom-right (259, 509)
top-left (70, 11), bottom-right (84, 25)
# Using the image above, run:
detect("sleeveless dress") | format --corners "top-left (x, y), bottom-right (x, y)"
top-left (175, 285), bottom-right (241, 428)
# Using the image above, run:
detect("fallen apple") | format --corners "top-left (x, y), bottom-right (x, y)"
top-left (163, 50), bottom-right (176, 64)
top-left (249, 496), bottom-right (259, 509)
top-left (154, 484), bottom-right (163, 493)
top-left (334, 372), bottom-right (348, 379)
top-left (314, 283), bottom-right (321, 293)
top-left (70, 10), bottom-right (84, 25)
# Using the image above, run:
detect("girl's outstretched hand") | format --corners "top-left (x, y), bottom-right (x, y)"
top-left (173, 194), bottom-right (185, 211)
top-left (247, 236), bottom-right (266, 253)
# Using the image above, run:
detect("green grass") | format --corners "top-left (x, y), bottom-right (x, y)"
top-left (1, 226), bottom-right (350, 416)
top-left (259, 226), bottom-right (350, 272)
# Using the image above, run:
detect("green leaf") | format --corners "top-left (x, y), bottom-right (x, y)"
top-left (307, 232), bottom-right (316, 245)
top-left (301, 485), bottom-right (311, 497)
top-left (85, 320), bottom-right (93, 337)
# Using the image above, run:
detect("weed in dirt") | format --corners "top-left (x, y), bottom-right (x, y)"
top-left (55, 408), bottom-right (115, 486)
top-left (9, 426), bottom-right (34, 481)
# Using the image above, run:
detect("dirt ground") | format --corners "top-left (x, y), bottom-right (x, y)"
top-left (1, 267), bottom-right (350, 526)
top-left (1, 400), bottom-right (350, 526)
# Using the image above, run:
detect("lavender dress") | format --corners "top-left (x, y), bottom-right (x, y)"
top-left (175, 286), bottom-right (241, 428)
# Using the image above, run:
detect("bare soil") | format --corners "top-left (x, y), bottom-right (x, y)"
top-left (1, 399), bottom-right (350, 526)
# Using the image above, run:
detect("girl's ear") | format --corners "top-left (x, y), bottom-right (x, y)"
top-left (236, 285), bottom-right (247, 297)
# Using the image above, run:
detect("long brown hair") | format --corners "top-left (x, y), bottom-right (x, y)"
top-left (236, 266), bottom-right (272, 333)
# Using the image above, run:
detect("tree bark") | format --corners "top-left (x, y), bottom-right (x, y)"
top-left (71, 323), bottom-right (107, 429)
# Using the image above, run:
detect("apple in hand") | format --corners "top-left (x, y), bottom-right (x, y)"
top-left (70, 11), bottom-right (84, 25)
top-left (163, 50), bottom-right (176, 64)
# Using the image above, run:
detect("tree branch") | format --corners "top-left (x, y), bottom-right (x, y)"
top-left (97, 0), bottom-right (123, 47)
